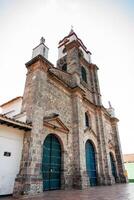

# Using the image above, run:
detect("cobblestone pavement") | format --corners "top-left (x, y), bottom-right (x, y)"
top-left (1, 184), bottom-right (134, 200)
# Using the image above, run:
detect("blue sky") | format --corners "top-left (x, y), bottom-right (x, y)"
top-left (0, 0), bottom-right (134, 154)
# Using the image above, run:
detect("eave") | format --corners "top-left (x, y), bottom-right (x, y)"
top-left (0, 114), bottom-right (32, 131)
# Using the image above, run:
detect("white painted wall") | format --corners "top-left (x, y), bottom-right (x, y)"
top-left (0, 125), bottom-right (24, 195)
top-left (13, 112), bottom-right (27, 123)
top-left (32, 43), bottom-right (49, 59)
top-left (2, 98), bottom-right (22, 118)
top-left (79, 46), bottom-right (91, 63)
top-left (58, 45), bottom-right (66, 59)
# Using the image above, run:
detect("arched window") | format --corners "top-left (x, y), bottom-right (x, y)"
top-left (85, 112), bottom-right (90, 127)
top-left (62, 64), bottom-right (67, 72)
top-left (81, 66), bottom-right (87, 83)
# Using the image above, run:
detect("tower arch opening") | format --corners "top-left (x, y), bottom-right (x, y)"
top-left (81, 66), bottom-right (87, 83)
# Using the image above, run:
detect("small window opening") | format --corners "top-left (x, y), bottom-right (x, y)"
top-left (85, 112), bottom-right (89, 127)
top-left (81, 66), bottom-right (87, 83)
top-left (62, 64), bottom-right (67, 72)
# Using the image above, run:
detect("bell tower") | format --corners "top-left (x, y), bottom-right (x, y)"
top-left (57, 29), bottom-right (91, 75)
top-left (32, 37), bottom-right (49, 59)
top-left (21, 37), bottom-right (52, 122)
top-left (14, 37), bottom-right (54, 196)
top-left (57, 29), bottom-right (102, 106)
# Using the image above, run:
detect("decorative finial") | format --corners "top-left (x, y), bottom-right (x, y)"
top-left (69, 25), bottom-right (74, 35)
top-left (40, 37), bottom-right (45, 44)
top-left (71, 25), bottom-right (74, 30)
top-left (108, 101), bottom-right (112, 108)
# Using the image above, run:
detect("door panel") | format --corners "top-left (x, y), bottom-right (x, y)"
top-left (42, 134), bottom-right (61, 191)
top-left (110, 153), bottom-right (117, 181)
top-left (86, 140), bottom-right (97, 186)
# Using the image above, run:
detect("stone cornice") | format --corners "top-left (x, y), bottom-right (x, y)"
top-left (96, 105), bottom-right (119, 123)
top-left (90, 63), bottom-right (99, 70)
top-left (65, 40), bottom-right (80, 51)
top-left (110, 117), bottom-right (119, 123)
top-left (59, 31), bottom-right (91, 54)
top-left (25, 55), bottom-right (54, 69)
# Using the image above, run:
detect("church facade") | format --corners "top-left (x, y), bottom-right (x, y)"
top-left (0, 30), bottom-right (127, 196)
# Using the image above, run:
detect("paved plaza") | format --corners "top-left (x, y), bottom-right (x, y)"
top-left (1, 184), bottom-right (134, 200)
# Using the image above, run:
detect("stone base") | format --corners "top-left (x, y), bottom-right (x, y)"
top-left (81, 171), bottom-right (90, 189)
top-left (72, 171), bottom-right (89, 189)
top-left (105, 175), bottom-right (115, 185)
top-left (97, 175), bottom-right (106, 185)
top-left (119, 174), bottom-right (128, 183)
top-left (13, 175), bottom-right (43, 197)
top-left (114, 176), bottom-right (120, 183)
top-left (98, 174), bottom-right (115, 186)
top-left (62, 174), bottom-right (73, 190)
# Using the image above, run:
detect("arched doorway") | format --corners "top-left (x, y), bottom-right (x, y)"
top-left (109, 152), bottom-right (117, 181)
top-left (42, 134), bottom-right (61, 191)
top-left (85, 140), bottom-right (97, 186)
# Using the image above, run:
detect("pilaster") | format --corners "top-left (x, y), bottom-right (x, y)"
top-left (14, 56), bottom-right (50, 196)
top-left (90, 64), bottom-right (102, 106)
top-left (96, 108), bottom-right (114, 185)
top-left (71, 90), bottom-right (89, 189)
top-left (111, 118), bottom-right (128, 183)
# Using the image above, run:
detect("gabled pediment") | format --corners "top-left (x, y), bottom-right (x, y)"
top-left (84, 127), bottom-right (97, 138)
top-left (108, 139), bottom-right (115, 149)
top-left (43, 114), bottom-right (69, 134)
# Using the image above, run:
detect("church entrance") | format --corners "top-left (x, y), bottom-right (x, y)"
top-left (42, 134), bottom-right (61, 191)
top-left (109, 152), bottom-right (117, 182)
top-left (85, 140), bottom-right (97, 186)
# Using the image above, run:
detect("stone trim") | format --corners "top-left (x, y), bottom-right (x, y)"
top-left (25, 54), bottom-right (53, 68)
top-left (43, 115), bottom-right (69, 134)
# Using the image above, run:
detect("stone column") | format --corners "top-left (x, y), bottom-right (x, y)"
top-left (90, 64), bottom-right (102, 106)
top-left (14, 59), bottom-right (48, 196)
top-left (13, 114), bottom-right (44, 196)
top-left (96, 109), bottom-right (114, 185)
top-left (95, 111), bottom-right (106, 185)
top-left (71, 91), bottom-right (89, 189)
top-left (111, 118), bottom-right (128, 183)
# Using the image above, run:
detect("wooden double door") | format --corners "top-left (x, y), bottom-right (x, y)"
top-left (42, 134), bottom-right (61, 191)
top-left (85, 140), bottom-right (97, 186)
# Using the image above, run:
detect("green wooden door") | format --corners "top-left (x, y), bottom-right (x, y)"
top-left (110, 152), bottom-right (117, 181)
top-left (42, 134), bottom-right (61, 190)
top-left (86, 140), bottom-right (97, 186)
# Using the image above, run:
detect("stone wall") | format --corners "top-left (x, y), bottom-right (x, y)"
top-left (14, 38), bottom-right (127, 196)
